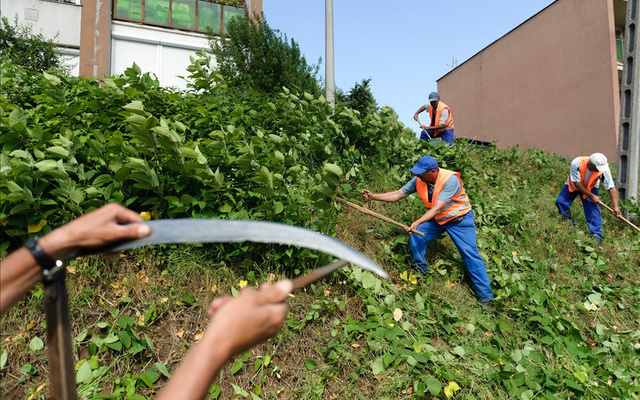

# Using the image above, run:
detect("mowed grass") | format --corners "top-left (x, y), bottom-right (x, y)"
top-left (1, 146), bottom-right (639, 399)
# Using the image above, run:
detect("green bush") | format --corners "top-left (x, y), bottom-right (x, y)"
top-left (0, 17), bottom-right (66, 74)
top-left (0, 55), bottom-right (417, 258)
top-left (342, 78), bottom-right (378, 118)
top-left (208, 13), bottom-right (321, 96)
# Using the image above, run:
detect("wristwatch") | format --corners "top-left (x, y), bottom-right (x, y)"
top-left (25, 237), bottom-right (63, 277)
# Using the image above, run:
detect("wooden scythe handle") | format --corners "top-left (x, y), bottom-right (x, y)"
top-left (598, 201), bottom-right (640, 233)
top-left (334, 197), bottom-right (426, 237)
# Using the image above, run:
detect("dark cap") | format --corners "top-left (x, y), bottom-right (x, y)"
top-left (428, 92), bottom-right (440, 102)
top-left (410, 156), bottom-right (439, 175)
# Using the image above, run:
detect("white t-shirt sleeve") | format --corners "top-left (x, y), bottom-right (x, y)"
top-left (439, 109), bottom-right (449, 125)
top-left (569, 157), bottom-right (582, 182)
top-left (601, 170), bottom-right (615, 190)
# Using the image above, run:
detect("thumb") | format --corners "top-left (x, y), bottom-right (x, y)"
top-left (119, 223), bottom-right (151, 239)
top-left (207, 296), bottom-right (234, 317)
top-left (258, 280), bottom-right (292, 304)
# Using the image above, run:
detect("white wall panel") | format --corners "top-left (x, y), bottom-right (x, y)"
top-left (0, 0), bottom-right (81, 48)
top-left (110, 21), bottom-right (211, 89)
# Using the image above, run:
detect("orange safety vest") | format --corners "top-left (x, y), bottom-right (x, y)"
top-left (428, 101), bottom-right (455, 137)
top-left (416, 169), bottom-right (471, 225)
top-left (568, 157), bottom-right (603, 199)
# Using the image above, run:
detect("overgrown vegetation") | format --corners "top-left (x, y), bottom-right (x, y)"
top-left (208, 14), bottom-right (321, 96)
top-left (0, 17), bottom-right (66, 74)
top-left (339, 78), bottom-right (378, 119)
top-left (1, 15), bottom-right (639, 400)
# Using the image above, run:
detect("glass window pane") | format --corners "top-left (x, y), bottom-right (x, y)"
top-left (145, 0), bottom-right (170, 25)
top-left (115, 0), bottom-right (143, 21)
top-left (617, 39), bottom-right (623, 61)
top-left (222, 5), bottom-right (244, 34)
top-left (198, 1), bottom-right (221, 32)
top-left (171, 0), bottom-right (196, 29)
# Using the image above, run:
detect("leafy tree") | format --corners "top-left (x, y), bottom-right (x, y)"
top-left (345, 78), bottom-right (378, 118)
top-left (0, 17), bottom-right (66, 73)
top-left (208, 14), bottom-right (321, 96)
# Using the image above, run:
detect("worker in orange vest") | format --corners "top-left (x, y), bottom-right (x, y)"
top-left (362, 156), bottom-right (494, 306)
top-left (555, 153), bottom-right (621, 244)
top-left (413, 92), bottom-right (455, 144)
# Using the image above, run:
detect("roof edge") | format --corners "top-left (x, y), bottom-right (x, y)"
top-left (437, 0), bottom-right (558, 82)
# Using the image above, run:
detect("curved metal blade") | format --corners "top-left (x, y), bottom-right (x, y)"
top-left (72, 219), bottom-right (387, 278)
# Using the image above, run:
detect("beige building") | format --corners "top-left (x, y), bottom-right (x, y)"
top-left (437, 0), bottom-right (628, 160)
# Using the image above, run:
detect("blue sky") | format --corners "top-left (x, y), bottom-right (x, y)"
top-left (263, 0), bottom-right (556, 136)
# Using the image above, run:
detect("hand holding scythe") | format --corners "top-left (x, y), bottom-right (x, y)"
top-left (1, 204), bottom-right (387, 400)
top-left (598, 200), bottom-right (640, 232)
top-left (335, 196), bottom-right (426, 237)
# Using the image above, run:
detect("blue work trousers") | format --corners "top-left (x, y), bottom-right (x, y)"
top-left (555, 185), bottom-right (602, 239)
top-left (420, 128), bottom-right (454, 144)
top-left (409, 210), bottom-right (494, 302)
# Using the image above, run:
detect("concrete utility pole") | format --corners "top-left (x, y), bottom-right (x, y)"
top-left (325, 0), bottom-right (335, 108)
top-left (618, 0), bottom-right (640, 216)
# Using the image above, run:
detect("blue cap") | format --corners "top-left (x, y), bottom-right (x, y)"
top-left (428, 92), bottom-right (440, 102)
top-left (411, 156), bottom-right (438, 175)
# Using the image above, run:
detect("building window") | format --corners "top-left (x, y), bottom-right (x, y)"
top-left (113, 0), bottom-right (245, 34)
top-left (616, 30), bottom-right (624, 62)
top-left (222, 4), bottom-right (243, 34)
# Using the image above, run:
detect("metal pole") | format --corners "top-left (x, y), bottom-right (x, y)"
top-left (325, 0), bottom-right (335, 108)
top-left (618, 0), bottom-right (640, 217)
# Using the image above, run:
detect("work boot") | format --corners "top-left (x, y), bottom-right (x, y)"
top-left (481, 300), bottom-right (494, 309)
top-left (593, 235), bottom-right (602, 245)
top-left (413, 263), bottom-right (429, 275)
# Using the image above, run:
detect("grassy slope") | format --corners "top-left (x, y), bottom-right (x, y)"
top-left (1, 145), bottom-right (639, 399)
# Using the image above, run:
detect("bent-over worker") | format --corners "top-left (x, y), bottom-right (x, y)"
top-left (413, 92), bottom-right (455, 144)
top-left (362, 156), bottom-right (494, 305)
top-left (555, 153), bottom-right (621, 244)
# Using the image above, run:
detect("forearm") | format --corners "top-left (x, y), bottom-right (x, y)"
top-left (157, 331), bottom-right (230, 400)
top-left (0, 249), bottom-right (43, 314)
top-left (422, 123), bottom-right (448, 130)
top-left (415, 203), bottom-right (446, 225)
top-left (0, 204), bottom-right (149, 316)
top-left (1, 223), bottom-right (102, 315)
top-left (608, 188), bottom-right (620, 209)
top-left (415, 210), bottom-right (436, 225)
top-left (158, 280), bottom-right (290, 400)
top-left (369, 190), bottom-right (407, 202)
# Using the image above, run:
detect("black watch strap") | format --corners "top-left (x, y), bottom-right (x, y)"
top-left (25, 237), bottom-right (62, 277)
